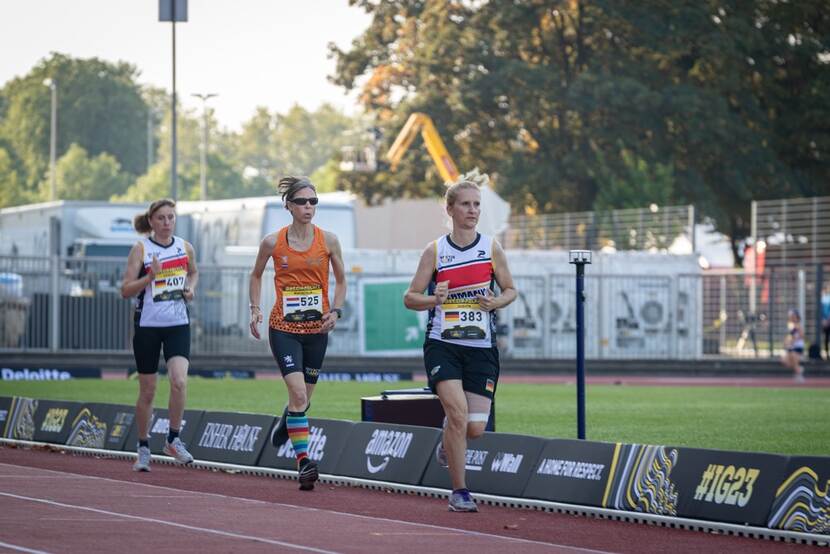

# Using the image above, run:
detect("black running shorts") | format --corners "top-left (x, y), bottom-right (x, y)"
top-left (133, 324), bottom-right (191, 374)
top-left (268, 328), bottom-right (328, 384)
top-left (423, 338), bottom-right (500, 399)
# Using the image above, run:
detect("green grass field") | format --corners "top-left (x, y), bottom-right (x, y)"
top-left (2, 379), bottom-right (828, 457)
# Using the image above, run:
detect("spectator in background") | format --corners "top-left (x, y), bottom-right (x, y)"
top-left (781, 308), bottom-right (805, 383)
top-left (821, 284), bottom-right (830, 361)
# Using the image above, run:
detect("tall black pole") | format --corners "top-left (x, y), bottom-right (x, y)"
top-left (171, 7), bottom-right (178, 200)
top-left (576, 262), bottom-right (586, 439)
top-left (569, 250), bottom-right (591, 439)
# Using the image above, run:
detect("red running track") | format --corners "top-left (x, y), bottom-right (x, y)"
top-left (0, 445), bottom-right (822, 553)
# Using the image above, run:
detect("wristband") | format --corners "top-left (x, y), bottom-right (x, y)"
top-left (249, 304), bottom-right (261, 311)
top-left (331, 307), bottom-right (342, 319)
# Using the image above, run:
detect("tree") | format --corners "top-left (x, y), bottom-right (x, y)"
top-left (0, 53), bottom-right (149, 194)
top-left (0, 143), bottom-right (30, 207)
top-left (331, 1), bottom-right (830, 262)
top-left (45, 143), bottom-right (130, 200)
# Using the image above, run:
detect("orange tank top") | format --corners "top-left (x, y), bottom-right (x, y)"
top-left (269, 225), bottom-right (331, 334)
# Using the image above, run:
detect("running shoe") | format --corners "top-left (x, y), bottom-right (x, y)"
top-left (133, 446), bottom-right (151, 472)
top-left (163, 437), bottom-right (194, 464)
top-left (435, 438), bottom-right (448, 468)
top-left (298, 459), bottom-right (319, 491)
top-left (448, 489), bottom-right (478, 512)
top-left (270, 402), bottom-right (311, 448)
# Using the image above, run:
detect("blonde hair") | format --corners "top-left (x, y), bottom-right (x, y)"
top-left (445, 168), bottom-right (489, 207)
top-left (133, 198), bottom-right (176, 234)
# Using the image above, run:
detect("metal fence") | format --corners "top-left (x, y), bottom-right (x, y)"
top-left (752, 196), bottom-right (830, 266)
top-left (503, 205), bottom-right (695, 252)
top-left (0, 255), bottom-right (823, 360)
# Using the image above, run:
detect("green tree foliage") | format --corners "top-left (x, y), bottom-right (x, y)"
top-left (0, 53), bottom-right (148, 194)
top-left (331, 1), bottom-right (830, 258)
top-left (46, 143), bottom-right (130, 201)
top-left (232, 103), bottom-right (358, 194)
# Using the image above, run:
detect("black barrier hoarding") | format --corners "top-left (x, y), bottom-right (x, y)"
top-left (65, 403), bottom-right (135, 451)
top-left (603, 443), bottom-right (789, 526)
top-left (258, 418), bottom-right (354, 473)
top-left (188, 411), bottom-right (273, 466)
top-left (0, 367), bottom-right (102, 381)
top-left (671, 447), bottom-right (789, 526)
top-left (33, 400), bottom-right (83, 444)
top-left (122, 409), bottom-right (204, 454)
top-left (421, 433), bottom-right (545, 498)
top-left (768, 456), bottom-right (830, 535)
top-left (335, 422), bottom-right (440, 485)
top-left (523, 438), bottom-right (616, 506)
top-left (3, 397), bottom-right (38, 440)
top-left (318, 372), bottom-right (413, 383)
top-left (0, 397), bottom-right (10, 432)
top-left (106, 405), bottom-right (135, 451)
top-left (603, 444), bottom-right (683, 516)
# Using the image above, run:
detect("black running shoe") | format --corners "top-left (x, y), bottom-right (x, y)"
top-left (298, 459), bottom-right (319, 491)
top-left (270, 402), bottom-right (311, 448)
top-left (270, 405), bottom-right (290, 447)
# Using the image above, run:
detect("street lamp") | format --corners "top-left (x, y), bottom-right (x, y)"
top-left (191, 93), bottom-right (218, 201)
top-left (43, 78), bottom-right (57, 201)
top-left (569, 249), bottom-right (592, 439)
top-left (159, 0), bottom-right (188, 200)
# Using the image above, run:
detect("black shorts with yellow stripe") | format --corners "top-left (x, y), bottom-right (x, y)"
top-left (423, 338), bottom-right (500, 399)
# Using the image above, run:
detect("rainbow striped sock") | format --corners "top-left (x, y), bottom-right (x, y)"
top-left (286, 411), bottom-right (309, 464)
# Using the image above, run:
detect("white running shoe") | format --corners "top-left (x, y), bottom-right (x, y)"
top-left (133, 446), bottom-right (151, 472)
top-left (435, 439), bottom-right (448, 468)
top-left (163, 437), bottom-right (194, 464)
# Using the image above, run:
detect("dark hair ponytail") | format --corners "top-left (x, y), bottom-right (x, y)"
top-left (277, 176), bottom-right (315, 203)
top-left (134, 198), bottom-right (176, 235)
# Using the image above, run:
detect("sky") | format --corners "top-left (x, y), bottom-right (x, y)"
top-left (0, 0), bottom-right (372, 131)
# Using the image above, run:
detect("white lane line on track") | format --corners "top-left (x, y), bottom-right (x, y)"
top-left (0, 540), bottom-right (52, 554)
top-left (0, 493), bottom-right (340, 554)
top-left (0, 462), bottom-right (615, 553)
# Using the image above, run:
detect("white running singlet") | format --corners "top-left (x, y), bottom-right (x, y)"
top-left (135, 236), bottom-right (190, 327)
top-left (426, 233), bottom-right (496, 348)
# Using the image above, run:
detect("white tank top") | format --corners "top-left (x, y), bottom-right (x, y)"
top-left (135, 236), bottom-right (190, 327)
top-left (426, 233), bottom-right (496, 348)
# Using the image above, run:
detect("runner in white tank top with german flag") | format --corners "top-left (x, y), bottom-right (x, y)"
top-left (136, 235), bottom-right (190, 327)
top-left (426, 233), bottom-right (496, 348)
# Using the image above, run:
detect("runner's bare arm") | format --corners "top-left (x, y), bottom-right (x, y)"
top-left (321, 231), bottom-right (347, 331)
top-left (404, 242), bottom-right (447, 310)
top-left (478, 240), bottom-right (517, 311)
top-left (248, 233), bottom-right (277, 339)
top-left (183, 241), bottom-right (199, 301)
top-left (120, 242), bottom-right (152, 298)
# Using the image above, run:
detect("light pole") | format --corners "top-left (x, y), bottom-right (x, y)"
top-left (159, 0), bottom-right (188, 200)
top-left (569, 249), bottom-right (592, 439)
top-left (191, 93), bottom-right (218, 201)
top-left (43, 78), bottom-right (57, 201)
top-left (147, 107), bottom-right (158, 171)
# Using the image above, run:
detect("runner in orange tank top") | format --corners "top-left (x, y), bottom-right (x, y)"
top-left (248, 176), bottom-right (346, 491)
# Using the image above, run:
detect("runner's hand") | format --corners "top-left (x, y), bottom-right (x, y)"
top-left (150, 254), bottom-right (162, 276)
top-left (183, 287), bottom-right (194, 302)
top-left (476, 289), bottom-right (498, 312)
top-left (250, 307), bottom-right (263, 340)
top-left (321, 311), bottom-right (338, 333)
top-left (434, 280), bottom-right (450, 306)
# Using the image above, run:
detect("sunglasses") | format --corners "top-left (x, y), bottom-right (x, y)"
top-left (288, 197), bottom-right (319, 206)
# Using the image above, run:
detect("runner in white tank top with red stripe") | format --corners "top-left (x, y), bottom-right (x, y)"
top-left (404, 175), bottom-right (517, 512)
top-left (121, 199), bottom-right (199, 472)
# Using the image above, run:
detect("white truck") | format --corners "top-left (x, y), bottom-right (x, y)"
top-left (0, 200), bottom-right (146, 259)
